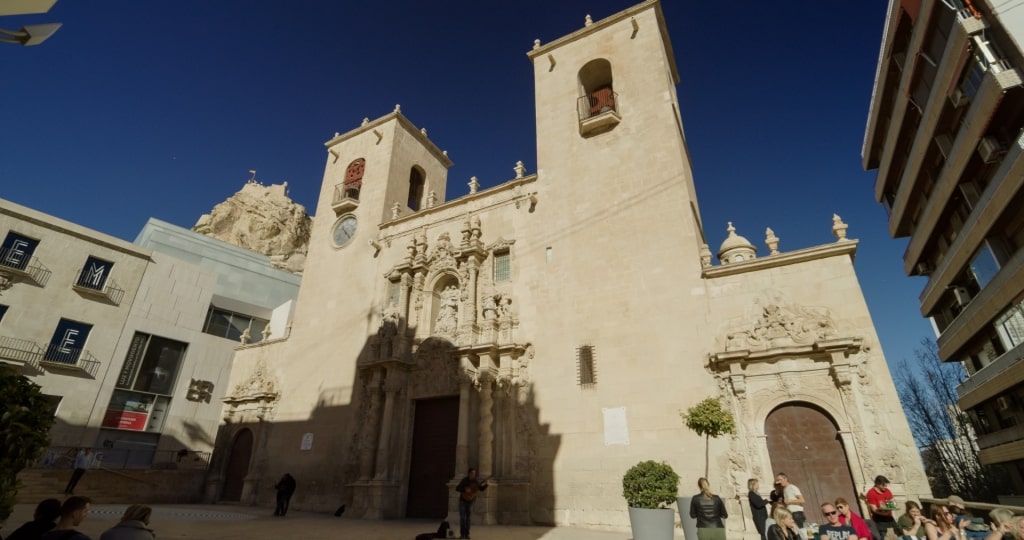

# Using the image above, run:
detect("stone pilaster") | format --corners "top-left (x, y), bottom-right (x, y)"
top-left (359, 369), bottom-right (383, 480)
top-left (477, 373), bottom-right (495, 478)
top-left (455, 373), bottom-right (472, 475)
top-left (374, 369), bottom-right (403, 480)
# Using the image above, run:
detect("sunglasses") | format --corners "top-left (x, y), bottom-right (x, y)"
top-left (824, 511), bottom-right (838, 516)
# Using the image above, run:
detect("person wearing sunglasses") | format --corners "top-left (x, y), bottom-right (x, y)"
top-left (925, 505), bottom-right (969, 540)
top-left (819, 502), bottom-right (859, 540)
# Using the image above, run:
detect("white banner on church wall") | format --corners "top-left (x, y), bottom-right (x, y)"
top-left (602, 407), bottom-right (630, 446)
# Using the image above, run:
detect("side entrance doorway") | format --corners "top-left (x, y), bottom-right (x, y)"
top-left (406, 396), bottom-right (459, 518)
top-left (766, 403), bottom-right (859, 524)
top-left (221, 428), bottom-right (253, 502)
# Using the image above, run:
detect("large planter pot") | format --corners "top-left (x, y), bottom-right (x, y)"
top-left (678, 496), bottom-right (698, 540)
top-left (628, 507), bottom-right (675, 540)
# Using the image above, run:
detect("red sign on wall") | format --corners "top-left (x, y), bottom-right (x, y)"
top-left (102, 409), bottom-right (148, 431)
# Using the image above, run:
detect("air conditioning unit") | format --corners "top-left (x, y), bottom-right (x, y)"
top-left (935, 134), bottom-right (954, 158)
top-left (915, 262), bottom-right (933, 275)
top-left (978, 136), bottom-right (1003, 163)
top-left (949, 89), bottom-right (969, 108)
top-left (953, 286), bottom-right (972, 307)
top-left (998, 396), bottom-right (1013, 411)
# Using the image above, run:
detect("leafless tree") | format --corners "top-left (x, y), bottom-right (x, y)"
top-left (894, 338), bottom-right (1004, 502)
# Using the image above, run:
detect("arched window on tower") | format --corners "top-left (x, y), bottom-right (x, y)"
top-left (408, 166), bottom-right (425, 211)
top-left (343, 158), bottom-right (365, 200)
top-left (577, 59), bottom-right (620, 136)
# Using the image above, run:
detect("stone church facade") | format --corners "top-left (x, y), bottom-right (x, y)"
top-left (207, 0), bottom-right (930, 533)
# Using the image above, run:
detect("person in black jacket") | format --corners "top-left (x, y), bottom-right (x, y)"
top-left (690, 477), bottom-right (728, 540)
top-left (274, 473), bottom-right (296, 516)
top-left (6, 498), bottom-right (61, 540)
top-left (749, 478), bottom-right (769, 540)
top-left (454, 468), bottom-right (488, 539)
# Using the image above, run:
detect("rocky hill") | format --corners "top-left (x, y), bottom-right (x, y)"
top-left (192, 181), bottom-right (312, 274)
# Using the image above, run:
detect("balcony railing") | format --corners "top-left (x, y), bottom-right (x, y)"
top-left (72, 272), bottom-right (125, 306)
top-left (577, 91), bottom-right (621, 136)
top-left (977, 422), bottom-right (1024, 450)
top-left (35, 446), bottom-right (211, 470)
top-left (0, 248), bottom-right (51, 287)
top-left (0, 335), bottom-right (44, 370)
top-left (40, 345), bottom-right (100, 378)
top-left (332, 184), bottom-right (360, 214)
top-left (958, 341), bottom-right (1024, 399)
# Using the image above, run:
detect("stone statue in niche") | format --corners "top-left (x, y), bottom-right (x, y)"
top-left (432, 232), bottom-right (454, 262)
top-left (481, 292), bottom-right (499, 320)
top-left (434, 284), bottom-right (460, 336)
top-left (378, 309), bottom-right (399, 359)
top-left (498, 293), bottom-right (513, 319)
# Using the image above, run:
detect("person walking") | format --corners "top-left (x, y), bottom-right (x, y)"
top-left (775, 473), bottom-right (807, 528)
top-left (690, 477), bottom-right (728, 540)
top-left (455, 468), bottom-right (488, 539)
top-left (5, 498), bottom-right (61, 540)
top-left (273, 473), bottom-right (297, 516)
top-left (750, 478), bottom-right (770, 540)
top-left (98, 505), bottom-right (155, 540)
top-left (64, 449), bottom-right (93, 496)
top-left (40, 496), bottom-right (92, 540)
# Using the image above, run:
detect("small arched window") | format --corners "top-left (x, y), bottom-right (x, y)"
top-left (578, 59), bottom-right (615, 118)
top-left (408, 166), bottom-right (425, 211)
top-left (344, 158), bottom-right (365, 200)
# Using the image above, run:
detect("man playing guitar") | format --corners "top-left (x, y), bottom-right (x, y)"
top-left (455, 468), bottom-right (490, 539)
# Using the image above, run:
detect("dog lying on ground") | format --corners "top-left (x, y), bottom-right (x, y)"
top-left (414, 520), bottom-right (451, 540)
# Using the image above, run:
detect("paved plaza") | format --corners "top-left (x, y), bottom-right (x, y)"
top-left (2, 503), bottom-right (677, 540)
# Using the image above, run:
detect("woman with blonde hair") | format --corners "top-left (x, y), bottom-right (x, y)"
top-left (99, 504), bottom-right (155, 540)
top-left (690, 477), bottom-right (728, 540)
top-left (988, 507), bottom-right (1022, 540)
top-left (768, 506), bottom-right (801, 540)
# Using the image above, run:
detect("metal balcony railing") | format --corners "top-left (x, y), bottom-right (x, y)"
top-left (332, 183), bottom-right (361, 214)
top-left (577, 90), bottom-right (619, 122)
top-left (40, 345), bottom-right (100, 378)
top-left (72, 271), bottom-right (125, 306)
top-left (0, 335), bottom-right (44, 369)
top-left (0, 247), bottom-right (51, 286)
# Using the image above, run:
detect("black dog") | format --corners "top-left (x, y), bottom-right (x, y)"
top-left (415, 520), bottom-right (450, 540)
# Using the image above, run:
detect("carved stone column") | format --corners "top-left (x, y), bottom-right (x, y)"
top-left (477, 373), bottom-right (495, 479)
top-left (465, 258), bottom-right (479, 327)
top-left (399, 273), bottom-right (412, 333)
top-left (359, 369), bottom-right (383, 480)
top-left (410, 271), bottom-right (425, 336)
top-left (455, 372), bottom-right (472, 475)
top-left (374, 369), bottom-right (403, 480)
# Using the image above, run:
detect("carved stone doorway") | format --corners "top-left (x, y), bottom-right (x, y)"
top-left (406, 396), bottom-right (459, 518)
top-left (766, 403), bottom-right (858, 524)
top-left (222, 428), bottom-right (253, 502)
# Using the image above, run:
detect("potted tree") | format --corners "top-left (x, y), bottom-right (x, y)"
top-left (679, 397), bottom-right (736, 540)
top-left (622, 460), bottom-right (679, 540)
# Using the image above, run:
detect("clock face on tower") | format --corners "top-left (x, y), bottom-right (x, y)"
top-left (331, 215), bottom-right (358, 247)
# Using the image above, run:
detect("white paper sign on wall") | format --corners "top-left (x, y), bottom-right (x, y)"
top-left (300, 432), bottom-right (314, 450)
top-left (603, 407), bottom-right (630, 446)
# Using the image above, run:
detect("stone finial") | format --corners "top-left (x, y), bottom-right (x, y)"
top-left (420, 127), bottom-right (427, 136)
top-left (726, 222), bottom-right (736, 236)
top-left (469, 176), bottom-right (480, 194)
top-left (832, 214), bottom-right (849, 241)
top-left (514, 161), bottom-right (526, 179)
top-left (240, 327), bottom-right (251, 345)
top-left (391, 202), bottom-right (401, 220)
top-left (585, 14), bottom-right (593, 26)
top-left (533, 39), bottom-right (541, 50)
top-left (427, 190), bottom-right (437, 208)
top-left (262, 326), bottom-right (272, 341)
top-left (361, 118), bottom-right (369, 126)
top-left (394, 104), bottom-right (401, 113)
top-left (700, 243), bottom-right (712, 268)
top-left (765, 227), bottom-right (780, 255)
top-left (442, 150), bottom-right (448, 157)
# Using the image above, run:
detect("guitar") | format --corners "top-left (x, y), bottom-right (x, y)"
top-left (460, 477), bottom-right (492, 502)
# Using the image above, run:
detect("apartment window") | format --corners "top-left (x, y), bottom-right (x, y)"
top-left (0, 232), bottom-right (39, 271)
top-left (962, 56), bottom-right (986, 99)
top-left (44, 318), bottom-right (92, 365)
top-left (494, 251), bottom-right (510, 282)
top-left (203, 306), bottom-right (268, 343)
top-left (0, 304), bottom-right (7, 324)
top-left (969, 243), bottom-right (1002, 290)
top-left (76, 256), bottom-right (114, 290)
top-left (995, 303), bottom-right (1024, 351)
top-left (577, 345), bottom-right (596, 387)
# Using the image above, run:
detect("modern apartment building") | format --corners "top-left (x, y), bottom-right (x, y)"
top-left (863, 0), bottom-right (1024, 492)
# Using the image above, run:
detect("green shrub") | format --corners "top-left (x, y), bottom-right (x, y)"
top-left (622, 460), bottom-right (679, 509)
top-left (0, 366), bottom-right (55, 523)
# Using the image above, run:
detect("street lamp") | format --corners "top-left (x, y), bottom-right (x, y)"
top-left (0, 22), bottom-right (61, 46)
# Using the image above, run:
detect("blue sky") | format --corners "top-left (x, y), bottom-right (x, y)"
top-left (1, 1), bottom-right (935, 366)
